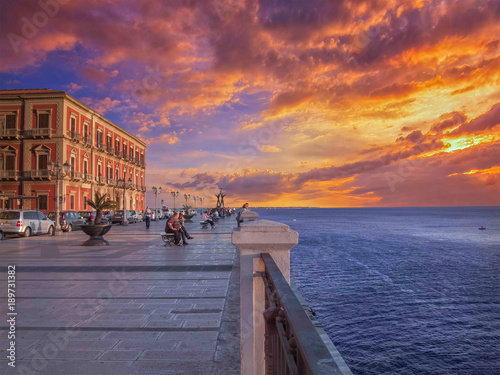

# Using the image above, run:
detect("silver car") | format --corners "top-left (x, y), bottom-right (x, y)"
top-left (0, 210), bottom-right (55, 237)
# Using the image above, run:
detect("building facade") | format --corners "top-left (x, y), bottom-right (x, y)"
top-left (0, 89), bottom-right (146, 213)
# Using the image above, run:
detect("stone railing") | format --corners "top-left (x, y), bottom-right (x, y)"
top-left (232, 213), bottom-right (352, 375)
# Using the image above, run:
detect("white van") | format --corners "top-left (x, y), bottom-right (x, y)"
top-left (0, 210), bottom-right (55, 237)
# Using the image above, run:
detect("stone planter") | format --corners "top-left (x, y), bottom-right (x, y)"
top-left (81, 224), bottom-right (112, 246)
top-left (183, 214), bottom-right (194, 221)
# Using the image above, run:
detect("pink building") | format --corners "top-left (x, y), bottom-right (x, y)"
top-left (0, 89), bottom-right (146, 212)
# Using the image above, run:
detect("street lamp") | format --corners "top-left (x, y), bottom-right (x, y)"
top-left (183, 193), bottom-right (190, 212)
top-left (193, 196), bottom-right (198, 215)
top-left (199, 197), bottom-right (204, 216)
top-left (118, 177), bottom-right (132, 226)
top-left (152, 186), bottom-right (162, 221)
top-left (170, 191), bottom-right (179, 211)
top-left (48, 160), bottom-right (71, 236)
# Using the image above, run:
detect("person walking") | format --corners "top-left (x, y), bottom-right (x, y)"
top-left (144, 206), bottom-right (152, 229)
top-left (165, 211), bottom-right (182, 246)
top-left (236, 203), bottom-right (249, 227)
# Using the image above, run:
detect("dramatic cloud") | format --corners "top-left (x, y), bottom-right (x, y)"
top-left (0, 0), bottom-right (499, 206)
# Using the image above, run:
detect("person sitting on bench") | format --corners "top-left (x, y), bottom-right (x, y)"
top-left (203, 211), bottom-right (215, 228)
top-left (178, 213), bottom-right (193, 243)
top-left (165, 211), bottom-right (182, 246)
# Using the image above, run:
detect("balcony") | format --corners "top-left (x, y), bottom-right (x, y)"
top-left (82, 136), bottom-right (92, 147)
top-left (25, 128), bottom-right (52, 138)
top-left (26, 169), bottom-right (51, 180)
top-left (0, 170), bottom-right (20, 180)
top-left (0, 129), bottom-right (21, 139)
top-left (83, 173), bottom-right (93, 183)
top-left (96, 176), bottom-right (106, 185)
top-left (115, 150), bottom-right (122, 158)
top-left (96, 143), bottom-right (105, 151)
top-left (68, 171), bottom-right (82, 181)
top-left (138, 161), bottom-right (146, 168)
top-left (107, 146), bottom-right (114, 155)
top-left (129, 183), bottom-right (137, 190)
top-left (107, 178), bottom-right (116, 186)
top-left (69, 131), bottom-right (81, 142)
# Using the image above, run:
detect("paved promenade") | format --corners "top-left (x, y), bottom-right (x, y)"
top-left (0, 216), bottom-right (240, 374)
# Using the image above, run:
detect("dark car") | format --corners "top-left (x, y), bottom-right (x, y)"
top-left (47, 211), bottom-right (86, 232)
top-left (111, 210), bottom-right (134, 224)
top-left (78, 211), bottom-right (110, 224)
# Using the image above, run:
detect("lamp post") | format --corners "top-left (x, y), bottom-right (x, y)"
top-left (193, 196), bottom-right (198, 215)
top-left (48, 160), bottom-right (71, 236)
top-left (118, 177), bottom-right (132, 226)
top-left (170, 191), bottom-right (179, 211)
top-left (152, 186), bottom-right (162, 221)
top-left (200, 197), bottom-right (204, 216)
top-left (183, 193), bottom-right (190, 212)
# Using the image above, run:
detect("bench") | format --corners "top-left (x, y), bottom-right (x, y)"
top-left (200, 221), bottom-right (209, 229)
top-left (161, 232), bottom-right (176, 246)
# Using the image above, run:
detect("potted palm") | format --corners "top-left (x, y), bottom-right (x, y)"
top-left (182, 204), bottom-right (194, 221)
top-left (81, 192), bottom-right (117, 246)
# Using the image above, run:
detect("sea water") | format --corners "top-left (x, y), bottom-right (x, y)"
top-left (253, 207), bottom-right (500, 375)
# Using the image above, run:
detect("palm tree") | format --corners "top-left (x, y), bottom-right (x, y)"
top-left (182, 204), bottom-right (191, 212)
top-left (87, 192), bottom-right (117, 225)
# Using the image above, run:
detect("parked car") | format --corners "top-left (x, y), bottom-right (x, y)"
top-left (47, 211), bottom-right (86, 232)
top-left (103, 210), bottom-right (114, 222)
top-left (111, 210), bottom-right (135, 224)
top-left (0, 210), bottom-right (55, 237)
top-left (154, 209), bottom-right (164, 220)
top-left (134, 210), bottom-right (143, 222)
top-left (0, 226), bottom-right (3, 240)
top-left (78, 211), bottom-right (109, 225)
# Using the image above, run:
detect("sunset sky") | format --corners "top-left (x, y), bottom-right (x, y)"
top-left (1, 0), bottom-right (499, 207)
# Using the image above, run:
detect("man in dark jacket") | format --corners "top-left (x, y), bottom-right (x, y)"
top-left (165, 212), bottom-right (182, 246)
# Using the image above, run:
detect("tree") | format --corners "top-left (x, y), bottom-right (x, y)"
top-left (182, 204), bottom-right (191, 212)
top-left (87, 192), bottom-right (117, 224)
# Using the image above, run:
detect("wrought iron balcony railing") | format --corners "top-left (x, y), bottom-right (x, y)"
top-left (25, 128), bottom-right (52, 138)
top-left (68, 171), bottom-right (82, 180)
top-left (107, 146), bottom-right (114, 155)
top-left (115, 150), bottom-right (122, 158)
top-left (83, 173), bottom-right (93, 182)
top-left (83, 136), bottom-right (92, 147)
top-left (0, 129), bottom-right (20, 138)
top-left (97, 143), bottom-right (105, 151)
top-left (69, 131), bottom-right (81, 141)
top-left (26, 169), bottom-right (51, 179)
top-left (0, 170), bottom-right (20, 179)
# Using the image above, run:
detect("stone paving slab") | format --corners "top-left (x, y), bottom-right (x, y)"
top-left (0, 218), bottom-right (240, 374)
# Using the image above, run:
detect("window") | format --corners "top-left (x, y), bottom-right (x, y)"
top-left (135, 149), bottom-right (139, 160)
top-left (70, 195), bottom-right (75, 210)
top-left (107, 165), bottom-right (112, 179)
top-left (83, 123), bottom-right (89, 137)
top-left (107, 135), bottom-right (112, 148)
top-left (115, 167), bottom-right (119, 180)
top-left (141, 152), bottom-right (144, 162)
top-left (70, 157), bottom-right (75, 172)
top-left (5, 154), bottom-right (15, 170)
top-left (97, 130), bottom-right (103, 145)
top-left (38, 114), bottom-right (49, 128)
top-left (38, 154), bottom-right (48, 170)
top-left (123, 142), bottom-right (127, 156)
top-left (83, 196), bottom-right (87, 209)
top-left (39, 195), bottom-right (48, 211)
top-left (83, 159), bottom-right (88, 174)
top-left (70, 117), bottom-right (76, 132)
top-left (115, 139), bottom-right (120, 151)
top-left (98, 164), bottom-right (102, 177)
top-left (130, 145), bottom-right (133, 157)
top-left (0, 113), bottom-right (18, 135)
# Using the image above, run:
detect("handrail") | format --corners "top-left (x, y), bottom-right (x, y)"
top-left (261, 253), bottom-right (350, 375)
